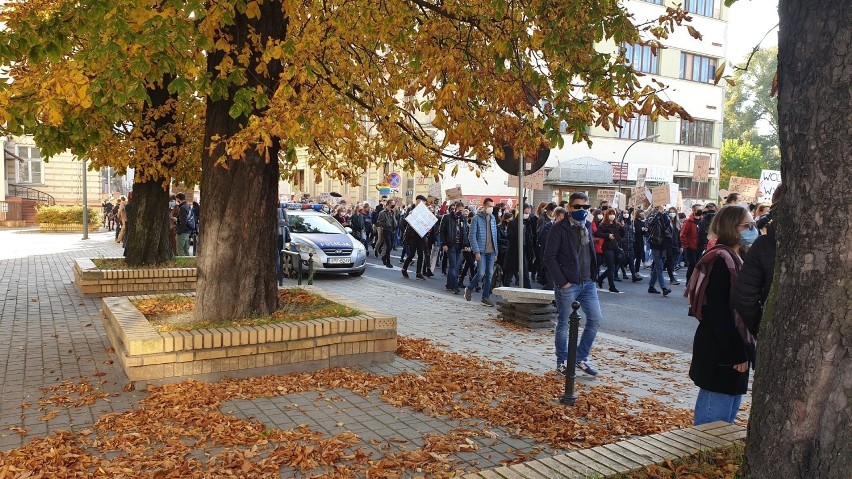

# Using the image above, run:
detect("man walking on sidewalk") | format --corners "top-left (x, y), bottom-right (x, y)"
top-left (465, 198), bottom-right (498, 307)
top-left (543, 192), bottom-right (602, 377)
top-left (441, 201), bottom-right (469, 294)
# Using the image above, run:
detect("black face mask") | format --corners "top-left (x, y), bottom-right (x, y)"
top-left (695, 211), bottom-right (703, 217)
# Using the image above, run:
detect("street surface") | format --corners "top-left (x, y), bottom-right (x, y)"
top-left (351, 248), bottom-right (696, 353)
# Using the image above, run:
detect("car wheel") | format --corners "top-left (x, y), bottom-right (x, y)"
top-left (348, 270), bottom-right (365, 277)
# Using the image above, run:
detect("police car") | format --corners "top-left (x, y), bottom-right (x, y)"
top-left (283, 204), bottom-right (367, 277)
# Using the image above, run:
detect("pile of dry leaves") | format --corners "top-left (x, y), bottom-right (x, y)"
top-left (0, 337), bottom-right (693, 478)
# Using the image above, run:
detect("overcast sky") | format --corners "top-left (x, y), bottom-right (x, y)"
top-left (726, 0), bottom-right (779, 64)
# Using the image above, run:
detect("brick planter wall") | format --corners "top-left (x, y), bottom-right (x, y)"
top-left (39, 223), bottom-right (100, 232)
top-left (73, 257), bottom-right (196, 297)
top-left (101, 289), bottom-right (397, 382)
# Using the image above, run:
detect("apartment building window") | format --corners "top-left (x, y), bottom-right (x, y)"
top-left (640, 0), bottom-right (663, 4)
top-left (618, 115), bottom-right (656, 141)
top-left (623, 43), bottom-right (659, 74)
top-left (685, 0), bottom-right (720, 18)
top-left (680, 120), bottom-right (715, 147)
top-left (680, 52), bottom-right (717, 83)
top-left (15, 146), bottom-right (43, 184)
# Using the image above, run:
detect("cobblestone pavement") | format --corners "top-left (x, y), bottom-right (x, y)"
top-left (0, 228), bottom-right (749, 472)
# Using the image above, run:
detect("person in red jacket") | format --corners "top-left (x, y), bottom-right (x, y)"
top-left (680, 203), bottom-right (703, 284)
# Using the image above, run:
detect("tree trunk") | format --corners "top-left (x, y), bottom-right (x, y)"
top-left (123, 178), bottom-right (173, 266)
top-left (123, 79), bottom-right (179, 267)
top-left (195, 2), bottom-right (286, 323)
top-left (744, 2), bottom-right (851, 478)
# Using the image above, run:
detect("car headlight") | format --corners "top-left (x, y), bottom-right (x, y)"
top-left (352, 241), bottom-right (366, 253)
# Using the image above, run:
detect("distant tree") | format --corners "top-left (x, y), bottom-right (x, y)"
top-left (723, 46), bottom-right (779, 168)
top-left (719, 139), bottom-right (766, 189)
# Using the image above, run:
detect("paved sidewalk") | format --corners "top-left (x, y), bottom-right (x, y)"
top-left (0, 229), bottom-right (747, 475)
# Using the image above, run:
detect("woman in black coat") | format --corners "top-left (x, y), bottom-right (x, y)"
top-left (632, 210), bottom-right (647, 274)
top-left (686, 205), bottom-right (754, 425)
top-left (593, 208), bottom-right (624, 293)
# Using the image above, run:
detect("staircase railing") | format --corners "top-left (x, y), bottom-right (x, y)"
top-left (7, 184), bottom-right (56, 206)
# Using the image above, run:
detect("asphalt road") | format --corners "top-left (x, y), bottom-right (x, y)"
top-left (315, 247), bottom-right (697, 353)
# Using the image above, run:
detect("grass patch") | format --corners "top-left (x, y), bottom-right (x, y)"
top-left (92, 257), bottom-right (197, 269)
top-left (612, 441), bottom-right (743, 478)
top-left (131, 289), bottom-right (361, 333)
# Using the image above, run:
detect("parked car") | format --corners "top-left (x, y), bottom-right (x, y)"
top-left (285, 209), bottom-right (367, 277)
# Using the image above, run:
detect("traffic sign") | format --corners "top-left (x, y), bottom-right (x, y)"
top-left (387, 172), bottom-right (402, 189)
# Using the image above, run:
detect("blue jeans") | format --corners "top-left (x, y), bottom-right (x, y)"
top-left (468, 251), bottom-right (495, 299)
top-left (445, 245), bottom-right (463, 290)
top-left (694, 388), bottom-right (743, 425)
top-left (648, 248), bottom-right (668, 289)
top-left (554, 280), bottom-right (602, 366)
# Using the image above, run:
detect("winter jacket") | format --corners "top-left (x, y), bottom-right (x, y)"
top-left (680, 215), bottom-right (700, 250)
top-left (439, 212), bottom-right (469, 248)
top-left (592, 221), bottom-right (604, 254)
top-left (542, 219), bottom-right (598, 287)
top-left (647, 211), bottom-right (673, 251)
top-left (689, 258), bottom-right (751, 396)
top-left (376, 208), bottom-right (397, 230)
top-left (593, 222), bottom-right (623, 252)
top-left (468, 212), bottom-right (499, 254)
top-left (620, 221), bottom-right (636, 258)
top-left (697, 211), bottom-right (716, 254)
top-left (732, 226), bottom-right (776, 337)
top-left (504, 216), bottom-right (534, 273)
top-left (350, 212), bottom-right (365, 232)
top-left (176, 202), bottom-right (195, 235)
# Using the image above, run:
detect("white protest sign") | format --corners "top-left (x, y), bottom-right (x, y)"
top-left (405, 203), bottom-right (438, 238)
top-left (428, 182), bottom-right (442, 199)
top-left (759, 169), bottom-right (781, 203)
top-left (507, 169), bottom-right (546, 190)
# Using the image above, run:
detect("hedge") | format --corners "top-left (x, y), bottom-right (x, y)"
top-left (36, 205), bottom-right (102, 226)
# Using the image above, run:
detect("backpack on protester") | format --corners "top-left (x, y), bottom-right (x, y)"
top-left (648, 213), bottom-right (665, 246)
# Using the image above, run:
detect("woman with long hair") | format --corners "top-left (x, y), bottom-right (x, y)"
top-left (685, 205), bottom-right (755, 425)
top-left (593, 208), bottom-right (624, 293)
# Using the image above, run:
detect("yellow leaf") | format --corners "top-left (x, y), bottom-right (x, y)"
top-left (245, 1), bottom-right (261, 19)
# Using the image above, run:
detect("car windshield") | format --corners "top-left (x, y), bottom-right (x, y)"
top-left (288, 214), bottom-right (346, 234)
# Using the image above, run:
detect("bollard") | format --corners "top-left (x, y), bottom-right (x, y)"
top-left (560, 301), bottom-right (582, 406)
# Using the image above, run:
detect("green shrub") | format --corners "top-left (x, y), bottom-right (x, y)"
top-left (36, 205), bottom-right (102, 225)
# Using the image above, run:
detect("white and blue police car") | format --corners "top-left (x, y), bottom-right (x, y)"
top-left (283, 204), bottom-right (367, 277)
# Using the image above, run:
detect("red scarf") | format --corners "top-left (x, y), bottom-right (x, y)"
top-left (685, 245), bottom-right (755, 347)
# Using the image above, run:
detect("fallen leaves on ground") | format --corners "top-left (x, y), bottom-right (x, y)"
top-left (38, 379), bottom-right (109, 408)
top-left (2, 337), bottom-right (693, 478)
top-left (614, 442), bottom-right (744, 479)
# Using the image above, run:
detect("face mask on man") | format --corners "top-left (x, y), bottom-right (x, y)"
top-left (608, 214), bottom-right (616, 221)
top-left (523, 213), bottom-right (530, 220)
top-left (169, 201), bottom-right (176, 208)
top-left (484, 206), bottom-right (493, 215)
top-left (571, 210), bottom-right (587, 222)
top-left (695, 210), bottom-right (703, 217)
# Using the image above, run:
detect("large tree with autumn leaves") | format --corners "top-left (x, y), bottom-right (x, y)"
top-left (0, 0), bottom-right (693, 321)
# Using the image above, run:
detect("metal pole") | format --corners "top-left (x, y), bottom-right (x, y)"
top-left (560, 301), bottom-right (582, 405)
top-left (81, 159), bottom-right (89, 240)
top-left (619, 134), bottom-right (659, 195)
top-left (517, 152), bottom-right (524, 286)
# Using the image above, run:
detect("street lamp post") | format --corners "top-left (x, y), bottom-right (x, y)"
top-left (81, 158), bottom-right (89, 240)
top-left (619, 134), bottom-right (659, 194)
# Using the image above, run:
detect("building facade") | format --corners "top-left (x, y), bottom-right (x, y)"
top-left (455, 0), bottom-right (729, 209)
top-left (1, 136), bottom-right (104, 225)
